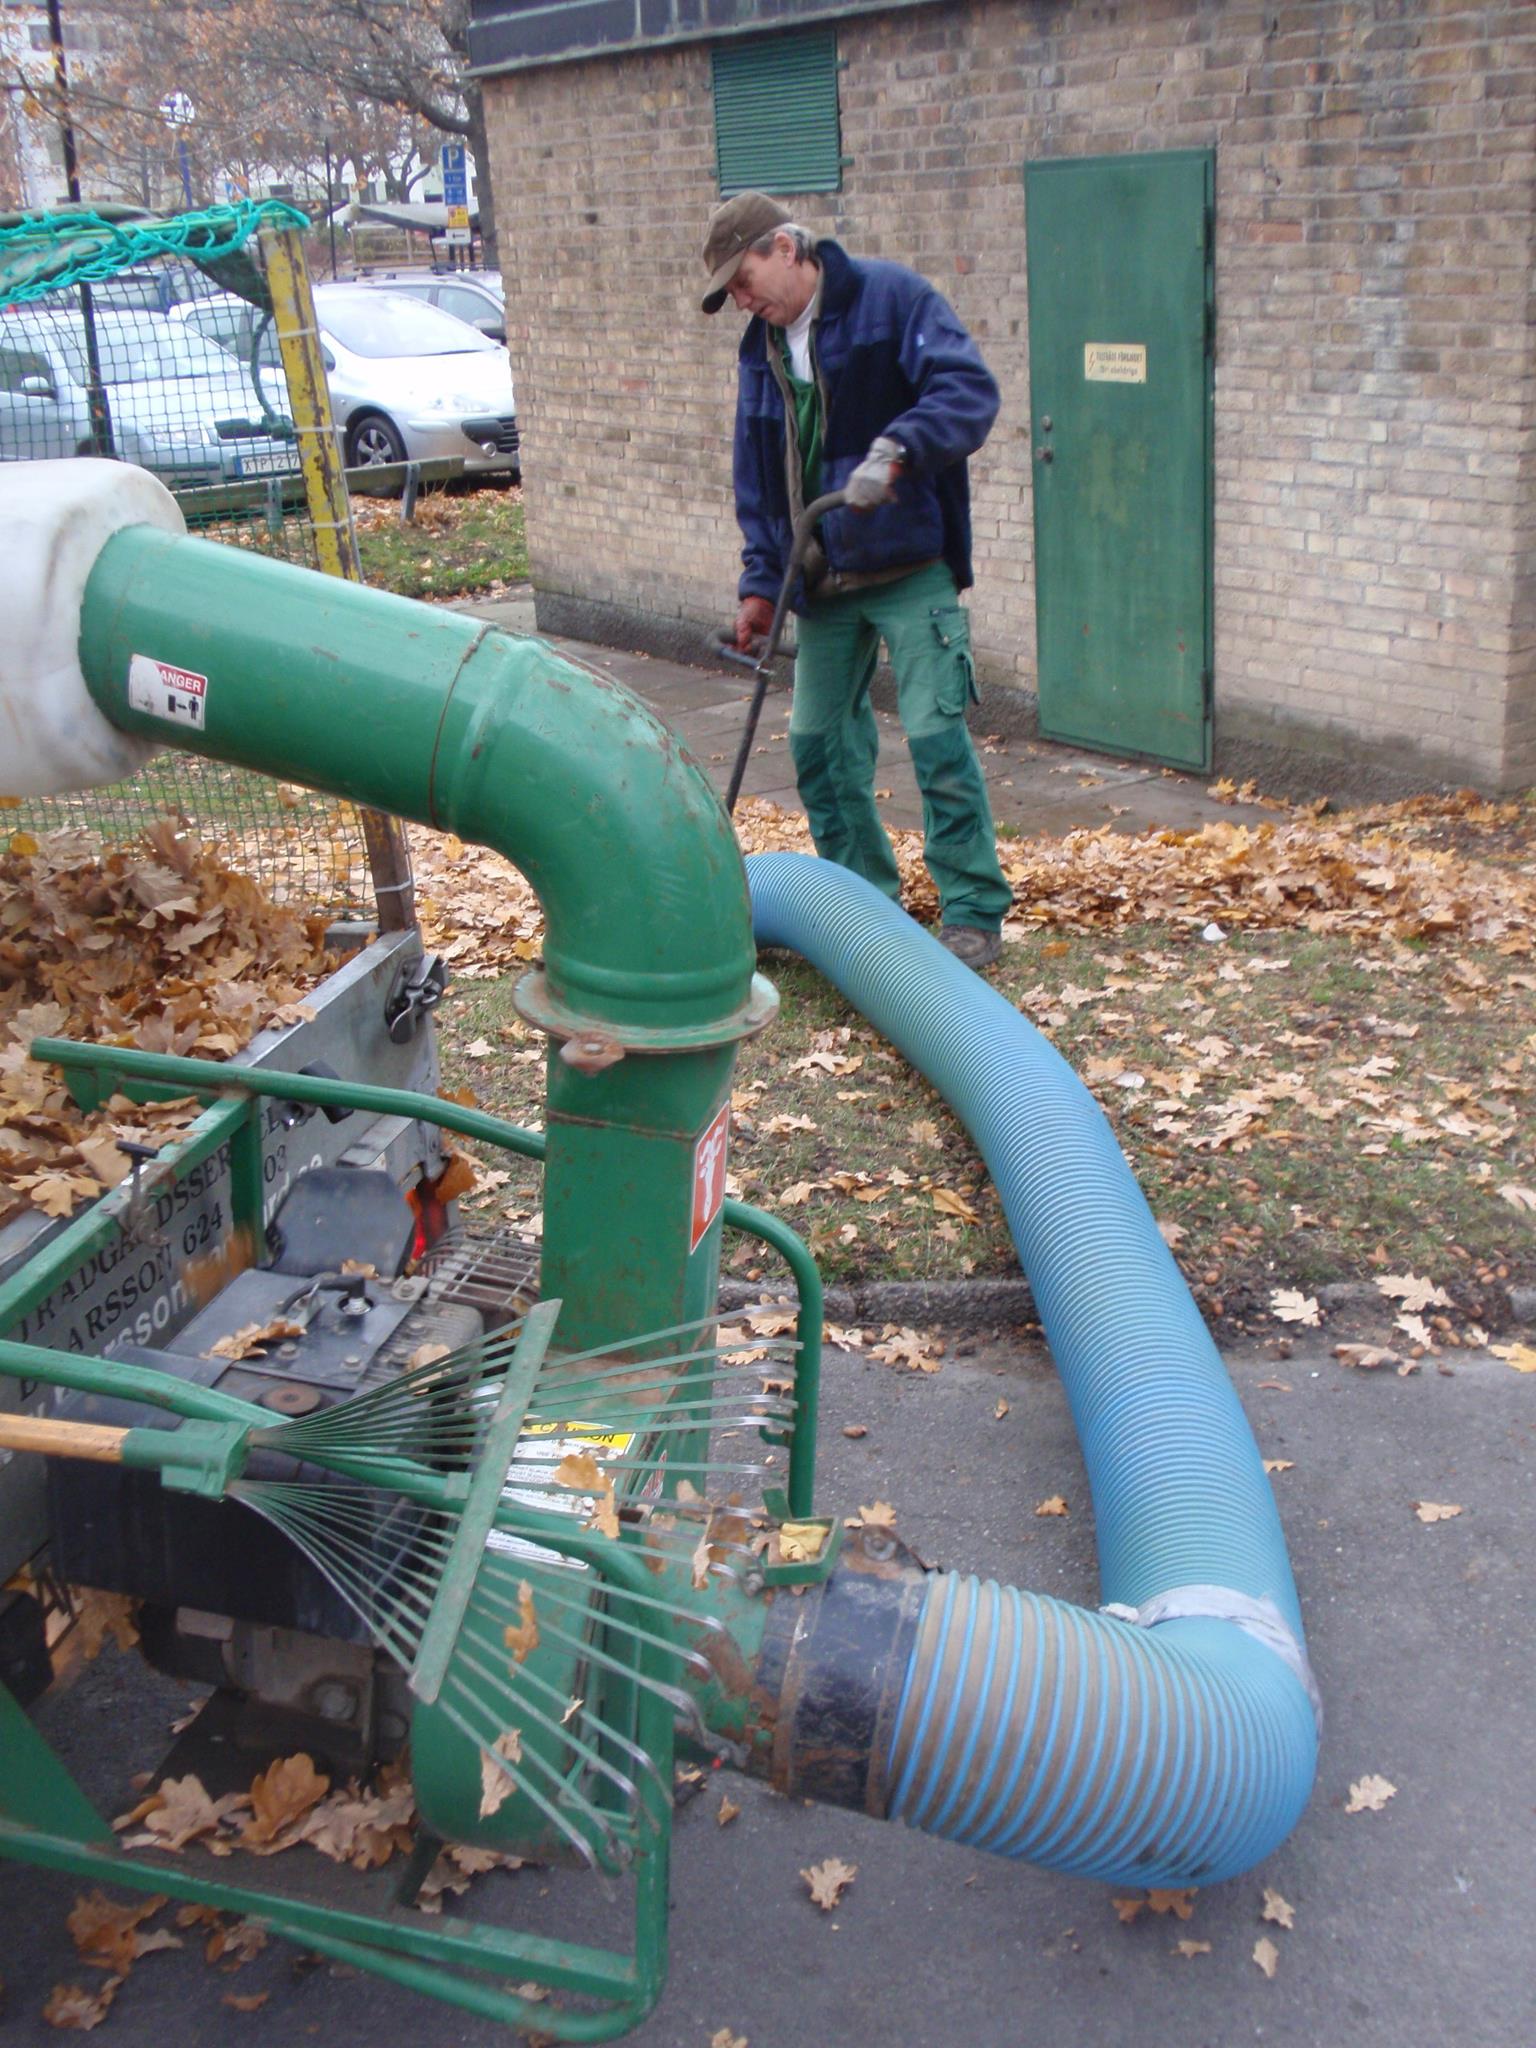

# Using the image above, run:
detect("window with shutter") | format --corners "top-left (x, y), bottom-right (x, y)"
top-left (712, 27), bottom-right (843, 198)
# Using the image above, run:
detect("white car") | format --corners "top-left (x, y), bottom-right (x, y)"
top-left (0, 304), bottom-right (294, 484)
top-left (173, 284), bottom-right (520, 480)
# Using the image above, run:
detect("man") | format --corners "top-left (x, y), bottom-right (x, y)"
top-left (703, 191), bottom-right (1012, 970)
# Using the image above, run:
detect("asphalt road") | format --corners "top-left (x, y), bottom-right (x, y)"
top-left (3, 1331), bottom-right (1532, 2048)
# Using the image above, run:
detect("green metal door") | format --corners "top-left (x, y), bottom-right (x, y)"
top-left (1025, 150), bottom-right (1214, 770)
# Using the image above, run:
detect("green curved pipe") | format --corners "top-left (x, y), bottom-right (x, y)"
top-left (77, 524), bottom-right (767, 1352)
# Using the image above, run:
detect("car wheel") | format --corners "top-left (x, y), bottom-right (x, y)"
top-left (346, 412), bottom-right (406, 467)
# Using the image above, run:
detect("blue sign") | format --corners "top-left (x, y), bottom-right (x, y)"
top-left (439, 142), bottom-right (468, 207)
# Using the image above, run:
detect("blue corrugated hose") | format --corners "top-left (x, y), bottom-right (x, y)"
top-left (747, 854), bottom-right (1318, 1885)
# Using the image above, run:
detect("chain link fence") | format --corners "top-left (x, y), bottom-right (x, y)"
top-left (0, 201), bottom-right (384, 918)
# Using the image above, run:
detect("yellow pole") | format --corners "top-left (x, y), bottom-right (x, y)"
top-left (260, 223), bottom-right (416, 928)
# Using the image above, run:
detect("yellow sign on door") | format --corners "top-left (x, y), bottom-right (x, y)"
top-left (1084, 342), bottom-right (1147, 384)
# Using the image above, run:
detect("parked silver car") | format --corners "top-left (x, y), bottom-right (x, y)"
top-left (0, 304), bottom-right (292, 484)
top-left (173, 284), bottom-right (519, 480)
top-left (353, 270), bottom-right (505, 343)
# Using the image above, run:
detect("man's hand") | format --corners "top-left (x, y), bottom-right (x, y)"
top-left (735, 594), bottom-right (775, 651)
top-left (844, 434), bottom-right (906, 510)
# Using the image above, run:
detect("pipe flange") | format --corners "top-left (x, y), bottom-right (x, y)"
top-left (512, 968), bottom-right (779, 1058)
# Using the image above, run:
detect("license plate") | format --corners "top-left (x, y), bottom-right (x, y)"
top-left (236, 448), bottom-right (299, 476)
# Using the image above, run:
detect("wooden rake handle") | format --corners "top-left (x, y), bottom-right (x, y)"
top-left (0, 1413), bottom-right (130, 1463)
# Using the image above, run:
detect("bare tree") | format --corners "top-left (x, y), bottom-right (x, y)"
top-left (9, 2), bottom-right (497, 262)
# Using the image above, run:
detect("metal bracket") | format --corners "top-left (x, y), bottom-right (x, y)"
top-left (384, 954), bottom-right (447, 1044)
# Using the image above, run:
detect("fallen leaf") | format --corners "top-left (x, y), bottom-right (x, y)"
top-left (778, 1520), bottom-right (828, 1563)
top-left (1491, 1341), bottom-right (1536, 1374)
top-left (223, 1992), bottom-right (270, 2012)
top-left (43, 1979), bottom-right (121, 2030)
top-left (478, 1730), bottom-right (524, 1819)
top-left (1111, 1896), bottom-right (1145, 1924)
top-left (855, 1500), bottom-right (896, 1529)
top-left (116, 1774), bottom-right (250, 1853)
top-left (1252, 1935), bottom-right (1280, 1979)
top-left (204, 1316), bottom-right (307, 1362)
top-left (73, 1590), bottom-right (140, 1659)
top-left (239, 1753), bottom-right (331, 1851)
top-left (930, 1187), bottom-right (980, 1225)
top-left (841, 1424), bottom-right (868, 1439)
top-left (1147, 1889), bottom-right (1197, 1920)
top-left (1034, 1495), bottom-right (1069, 1518)
top-left (1260, 1887), bottom-right (1295, 1929)
top-left (710, 2031), bottom-right (748, 2048)
top-left (406, 1341), bottom-right (451, 1371)
top-left (1269, 1288), bottom-right (1320, 1327)
top-left (717, 1796), bottom-right (740, 1828)
top-left (1334, 1342), bottom-right (1402, 1371)
top-left (1263, 1459), bottom-right (1295, 1475)
top-left (1345, 1773), bottom-right (1397, 1814)
top-left (994, 1398), bottom-right (1010, 1420)
top-left (503, 1581), bottom-right (539, 1663)
top-left (66, 1891), bottom-right (172, 1974)
top-left (1412, 1501), bottom-right (1462, 1523)
top-left (1496, 1183), bottom-right (1536, 1214)
top-left (1376, 1272), bottom-right (1451, 1314)
top-left (801, 1857), bottom-right (857, 1911)
top-left (1175, 1939), bottom-right (1212, 1959)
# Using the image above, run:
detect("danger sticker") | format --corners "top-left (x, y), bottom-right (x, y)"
top-left (128, 654), bottom-right (209, 729)
top-left (690, 1101), bottom-right (730, 1252)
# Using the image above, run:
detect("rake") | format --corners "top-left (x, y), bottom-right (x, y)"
top-left (0, 1301), bottom-right (801, 1872)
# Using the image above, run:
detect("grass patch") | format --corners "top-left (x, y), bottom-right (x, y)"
top-left (432, 917), bottom-right (1534, 1338)
top-left (353, 485), bottom-right (527, 602)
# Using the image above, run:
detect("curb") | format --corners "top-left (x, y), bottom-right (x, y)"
top-left (721, 1274), bottom-right (1536, 1336)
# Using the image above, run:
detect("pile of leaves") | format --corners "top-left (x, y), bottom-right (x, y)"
top-left (36, 1745), bottom-right (523, 2031)
top-left (408, 788), bottom-right (1536, 969)
top-left (1, 823), bottom-right (330, 1228)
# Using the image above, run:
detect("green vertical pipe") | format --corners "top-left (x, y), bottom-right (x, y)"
top-left (76, 524), bottom-right (764, 1355)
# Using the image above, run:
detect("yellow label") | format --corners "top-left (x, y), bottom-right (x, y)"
top-left (1084, 343), bottom-right (1147, 385)
top-left (519, 1421), bottom-right (635, 1453)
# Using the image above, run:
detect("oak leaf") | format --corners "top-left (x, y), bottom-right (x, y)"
top-left (801, 1857), bottom-right (856, 1911)
top-left (1252, 1936), bottom-right (1280, 1979)
top-left (1345, 1773), bottom-right (1397, 1814)
top-left (1269, 1288), bottom-right (1320, 1327)
top-left (1260, 1887), bottom-right (1295, 1929)
top-left (1034, 1495), bottom-right (1069, 1518)
top-left (1412, 1501), bottom-right (1462, 1524)
top-left (239, 1752), bottom-right (331, 1851)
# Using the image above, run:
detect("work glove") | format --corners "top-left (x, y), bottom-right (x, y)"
top-left (735, 594), bottom-right (775, 652)
top-left (844, 434), bottom-right (906, 511)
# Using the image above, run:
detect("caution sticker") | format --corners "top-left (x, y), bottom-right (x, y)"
top-left (128, 654), bottom-right (208, 729)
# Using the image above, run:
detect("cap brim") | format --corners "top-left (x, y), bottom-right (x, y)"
top-left (701, 249), bottom-right (746, 315)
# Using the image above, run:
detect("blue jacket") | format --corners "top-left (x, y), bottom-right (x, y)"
top-left (733, 238), bottom-right (1000, 609)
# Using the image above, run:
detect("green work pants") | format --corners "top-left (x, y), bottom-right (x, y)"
top-left (789, 562), bottom-right (1012, 932)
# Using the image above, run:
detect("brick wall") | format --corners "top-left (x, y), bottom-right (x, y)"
top-left (481, 0), bottom-right (1536, 790)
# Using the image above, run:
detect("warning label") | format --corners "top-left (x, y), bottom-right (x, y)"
top-left (690, 1101), bottom-right (730, 1252)
top-left (128, 654), bottom-right (208, 729)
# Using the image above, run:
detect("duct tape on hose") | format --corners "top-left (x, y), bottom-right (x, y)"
top-left (1101, 1583), bottom-right (1323, 1735)
top-left (0, 458), bottom-right (185, 797)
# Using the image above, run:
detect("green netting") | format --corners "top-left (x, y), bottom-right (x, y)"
top-left (0, 198), bottom-right (308, 310)
top-left (0, 199), bottom-right (378, 919)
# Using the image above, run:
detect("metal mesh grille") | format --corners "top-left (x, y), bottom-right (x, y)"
top-left (0, 206), bottom-right (378, 918)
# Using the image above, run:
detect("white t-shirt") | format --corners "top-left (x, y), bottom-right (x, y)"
top-left (783, 298), bottom-right (816, 381)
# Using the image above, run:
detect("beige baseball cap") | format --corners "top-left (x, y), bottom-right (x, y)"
top-left (700, 190), bottom-right (793, 313)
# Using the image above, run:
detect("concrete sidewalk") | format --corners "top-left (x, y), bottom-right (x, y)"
top-left (456, 592), bottom-right (1265, 841)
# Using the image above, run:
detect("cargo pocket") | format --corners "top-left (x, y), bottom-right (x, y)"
top-left (930, 605), bottom-right (981, 716)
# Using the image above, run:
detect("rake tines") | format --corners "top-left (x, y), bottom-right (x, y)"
top-left (230, 1302), bottom-right (800, 1866)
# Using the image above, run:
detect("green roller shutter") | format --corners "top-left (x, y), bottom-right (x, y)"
top-left (713, 27), bottom-right (842, 197)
